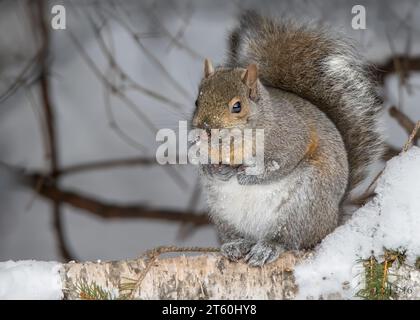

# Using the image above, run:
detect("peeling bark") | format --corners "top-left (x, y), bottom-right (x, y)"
top-left (60, 251), bottom-right (420, 300)
top-left (61, 252), bottom-right (304, 300)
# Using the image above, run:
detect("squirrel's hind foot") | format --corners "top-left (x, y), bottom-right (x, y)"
top-left (221, 239), bottom-right (254, 261)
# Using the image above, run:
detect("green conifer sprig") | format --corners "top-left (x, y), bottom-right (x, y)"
top-left (355, 248), bottom-right (406, 300)
top-left (75, 279), bottom-right (116, 300)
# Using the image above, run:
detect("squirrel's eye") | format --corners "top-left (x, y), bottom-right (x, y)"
top-left (231, 101), bottom-right (241, 113)
top-left (194, 100), bottom-right (199, 107)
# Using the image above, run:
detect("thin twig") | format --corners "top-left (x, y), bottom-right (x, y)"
top-left (352, 120), bottom-right (420, 206)
top-left (402, 121), bottom-right (420, 152)
top-left (102, 77), bottom-right (148, 152)
top-left (143, 3), bottom-right (202, 59)
top-left (101, 5), bottom-right (192, 99)
top-left (389, 106), bottom-right (419, 143)
top-left (0, 53), bottom-right (40, 104)
top-left (67, 28), bottom-right (157, 136)
top-left (85, 10), bottom-right (185, 111)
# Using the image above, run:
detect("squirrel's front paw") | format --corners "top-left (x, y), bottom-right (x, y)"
top-left (244, 241), bottom-right (285, 267)
top-left (221, 239), bottom-right (254, 261)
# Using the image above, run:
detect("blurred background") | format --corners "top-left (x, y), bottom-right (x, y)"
top-left (0, 0), bottom-right (419, 262)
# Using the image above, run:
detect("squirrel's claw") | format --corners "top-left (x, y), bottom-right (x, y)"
top-left (244, 240), bottom-right (284, 267)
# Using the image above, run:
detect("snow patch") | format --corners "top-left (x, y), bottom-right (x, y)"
top-left (0, 260), bottom-right (63, 299)
top-left (295, 147), bottom-right (420, 299)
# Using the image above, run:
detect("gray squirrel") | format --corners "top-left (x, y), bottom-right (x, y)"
top-left (191, 11), bottom-right (384, 267)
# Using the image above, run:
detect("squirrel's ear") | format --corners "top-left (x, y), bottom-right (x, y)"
top-left (242, 64), bottom-right (258, 99)
top-left (204, 58), bottom-right (214, 78)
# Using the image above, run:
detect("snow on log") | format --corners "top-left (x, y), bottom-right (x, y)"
top-left (0, 260), bottom-right (62, 299)
top-left (295, 146), bottom-right (420, 299)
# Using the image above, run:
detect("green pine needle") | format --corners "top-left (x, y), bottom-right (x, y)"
top-left (75, 279), bottom-right (115, 300)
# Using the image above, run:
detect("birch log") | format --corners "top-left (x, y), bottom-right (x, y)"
top-left (60, 251), bottom-right (420, 300)
top-left (61, 251), bottom-right (304, 299)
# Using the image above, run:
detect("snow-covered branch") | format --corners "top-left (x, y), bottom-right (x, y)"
top-left (2, 147), bottom-right (420, 300)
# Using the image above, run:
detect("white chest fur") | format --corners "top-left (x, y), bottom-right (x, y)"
top-left (203, 176), bottom-right (294, 240)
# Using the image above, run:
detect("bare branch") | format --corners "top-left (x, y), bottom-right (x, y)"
top-left (31, 0), bottom-right (74, 261)
top-left (27, 173), bottom-right (209, 226)
top-left (375, 55), bottom-right (420, 84)
top-left (59, 157), bottom-right (156, 175)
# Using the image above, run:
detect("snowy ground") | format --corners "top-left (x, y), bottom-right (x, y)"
top-left (1, 147), bottom-right (419, 299)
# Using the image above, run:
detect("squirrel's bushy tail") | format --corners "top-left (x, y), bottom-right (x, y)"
top-left (227, 11), bottom-right (384, 190)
